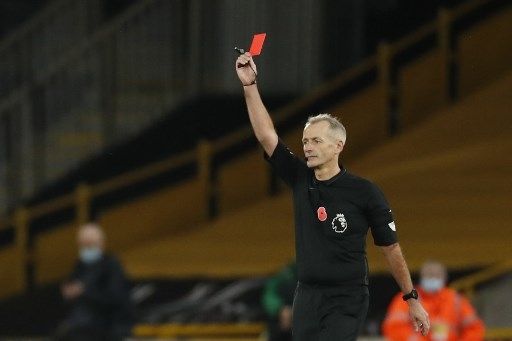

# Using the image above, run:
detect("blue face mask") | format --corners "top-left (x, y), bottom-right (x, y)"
top-left (79, 247), bottom-right (103, 264)
top-left (421, 277), bottom-right (444, 293)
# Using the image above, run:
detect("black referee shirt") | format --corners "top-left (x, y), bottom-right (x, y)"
top-left (266, 141), bottom-right (397, 286)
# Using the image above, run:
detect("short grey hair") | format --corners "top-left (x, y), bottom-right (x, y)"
top-left (420, 260), bottom-right (447, 279)
top-left (305, 113), bottom-right (347, 145)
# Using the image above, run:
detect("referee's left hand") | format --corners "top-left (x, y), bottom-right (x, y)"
top-left (408, 299), bottom-right (430, 336)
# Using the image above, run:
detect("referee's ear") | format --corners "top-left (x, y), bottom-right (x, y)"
top-left (336, 139), bottom-right (344, 155)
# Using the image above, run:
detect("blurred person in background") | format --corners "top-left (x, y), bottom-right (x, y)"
top-left (56, 223), bottom-right (133, 341)
top-left (262, 262), bottom-right (297, 341)
top-left (382, 260), bottom-right (485, 341)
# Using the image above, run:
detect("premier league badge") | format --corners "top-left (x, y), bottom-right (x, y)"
top-left (332, 213), bottom-right (348, 233)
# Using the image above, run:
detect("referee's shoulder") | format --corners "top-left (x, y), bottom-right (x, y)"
top-left (345, 171), bottom-right (375, 187)
top-left (345, 171), bottom-right (383, 194)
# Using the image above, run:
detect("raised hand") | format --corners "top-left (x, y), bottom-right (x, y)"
top-left (61, 280), bottom-right (85, 300)
top-left (235, 52), bottom-right (257, 86)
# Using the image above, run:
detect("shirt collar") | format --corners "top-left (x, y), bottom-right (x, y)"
top-left (313, 167), bottom-right (347, 186)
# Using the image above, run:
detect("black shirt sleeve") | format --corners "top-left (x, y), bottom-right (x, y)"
top-left (366, 182), bottom-right (398, 246)
top-left (264, 140), bottom-right (306, 187)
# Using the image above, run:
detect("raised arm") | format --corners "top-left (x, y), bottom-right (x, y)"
top-left (380, 242), bottom-right (430, 336)
top-left (235, 53), bottom-right (278, 156)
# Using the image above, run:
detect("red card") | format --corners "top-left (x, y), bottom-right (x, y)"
top-left (249, 33), bottom-right (266, 56)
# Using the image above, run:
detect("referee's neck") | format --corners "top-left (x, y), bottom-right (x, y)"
top-left (314, 164), bottom-right (342, 181)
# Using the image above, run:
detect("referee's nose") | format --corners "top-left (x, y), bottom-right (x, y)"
top-left (303, 142), bottom-right (313, 155)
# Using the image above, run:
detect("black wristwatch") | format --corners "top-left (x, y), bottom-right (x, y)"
top-left (402, 289), bottom-right (419, 301)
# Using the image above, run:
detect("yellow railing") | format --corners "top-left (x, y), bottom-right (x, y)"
top-left (0, 0), bottom-right (510, 297)
top-left (132, 322), bottom-right (512, 340)
top-left (133, 323), bottom-right (265, 339)
top-left (451, 259), bottom-right (512, 299)
top-left (486, 328), bottom-right (512, 340)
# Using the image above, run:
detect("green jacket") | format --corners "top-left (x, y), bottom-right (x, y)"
top-left (262, 262), bottom-right (298, 318)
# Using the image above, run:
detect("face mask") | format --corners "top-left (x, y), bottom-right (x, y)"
top-left (79, 247), bottom-right (103, 264)
top-left (421, 277), bottom-right (444, 293)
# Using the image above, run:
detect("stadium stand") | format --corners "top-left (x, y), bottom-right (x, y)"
top-left (353, 70), bottom-right (512, 272)
top-left (119, 69), bottom-right (512, 279)
top-left (0, 245), bottom-right (23, 297)
top-left (0, 0), bottom-right (511, 339)
top-left (217, 150), bottom-right (273, 215)
top-left (458, 5), bottom-right (512, 96)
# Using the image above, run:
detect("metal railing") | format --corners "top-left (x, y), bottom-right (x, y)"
top-left (0, 0), bottom-right (510, 298)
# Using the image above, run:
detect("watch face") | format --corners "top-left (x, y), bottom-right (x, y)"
top-left (403, 289), bottom-right (418, 301)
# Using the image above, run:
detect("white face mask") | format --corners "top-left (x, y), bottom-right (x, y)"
top-left (421, 277), bottom-right (445, 293)
top-left (79, 247), bottom-right (103, 264)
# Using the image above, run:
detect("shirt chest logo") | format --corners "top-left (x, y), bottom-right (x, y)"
top-left (332, 213), bottom-right (348, 233)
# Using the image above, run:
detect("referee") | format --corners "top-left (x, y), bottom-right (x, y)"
top-left (235, 53), bottom-right (430, 340)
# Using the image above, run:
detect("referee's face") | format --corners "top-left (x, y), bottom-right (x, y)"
top-left (302, 121), bottom-right (342, 169)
